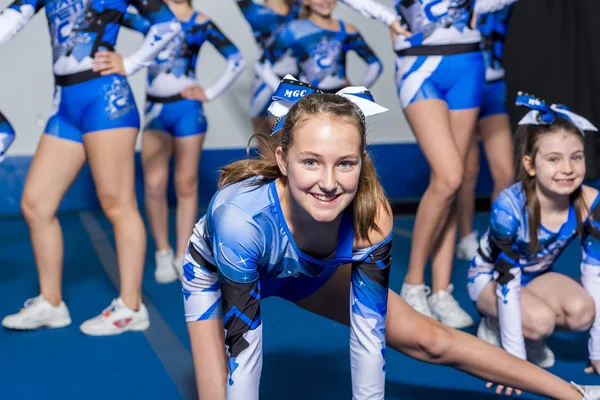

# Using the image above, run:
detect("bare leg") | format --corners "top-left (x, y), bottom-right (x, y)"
top-left (21, 135), bottom-right (86, 306)
top-left (527, 272), bottom-right (595, 332)
top-left (173, 134), bottom-right (205, 259)
top-left (476, 280), bottom-right (557, 340)
top-left (430, 108), bottom-right (479, 293)
top-left (478, 114), bottom-right (514, 201)
top-left (84, 128), bottom-right (146, 310)
top-left (457, 136), bottom-right (479, 239)
top-left (402, 100), bottom-right (463, 286)
top-left (142, 129), bottom-right (173, 253)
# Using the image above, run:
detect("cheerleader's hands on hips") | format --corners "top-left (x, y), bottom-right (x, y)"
top-left (486, 382), bottom-right (522, 396)
top-left (181, 86), bottom-right (208, 102)
top-left (92, 51), bottom-right (126, 76)
top-left (389, 19), bottom-right (411, 38)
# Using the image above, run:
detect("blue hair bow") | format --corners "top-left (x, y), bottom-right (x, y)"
top-left (516, 92), bottom-right (597, 135)
top-left (267, 75), bottom-right (388, 135)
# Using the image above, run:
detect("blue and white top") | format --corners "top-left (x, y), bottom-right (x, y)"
top-left (469, 183), bottom-right (600, 361)
top-left (257, 19), bottom-right (382, 91)
top-left (0, 0), bottom-right (181, 83)
top-left (122, 11), bottom-right (245, 100)
top-left (186, 177), bottom-right (392, 399)
top-left (392, 0), bottom-right (516, 56)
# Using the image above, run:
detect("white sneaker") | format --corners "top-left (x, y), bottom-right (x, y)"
top-left (401, 283), bottom-right (436, 319)
top-left (173, 256), bottom-right (183, 279)
top-left (80, 298), bottom-right (150, 336)
top-left (155, 248), bottom-right (178, 284)
top-left (526, 339), bottom-right (555, 368)
top-left (2, 295), bottom-right (71, 330)
top-left (477, 317), bottom-right (502, 347)
top-left (572, 382), bottom-right (600, 399)
top-left (429, 284), bottom-right (474, 329)
top-left (456, 231), bottom-right (479, 261)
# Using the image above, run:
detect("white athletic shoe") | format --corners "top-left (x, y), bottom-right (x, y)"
top-left (572, 382), bottom-right (600, 399)
top-left (401, 283), bottom-right (436, 319)
top-left (173, 256), bottom-right (184, 280)
top-left (2, 295), bottom-right (71, 330)
top-left (80, 298), bottom-right (150, 336)
top-left (526, 339), bottom-right (555, 368)
top-left (477, 317), bottom-right (502, 347)
top-left (155, 248), bottom-right (178, 284)
top-left (429, 284), bottom-right (474, 329)
top-left (456, 231), bottom-right (480, 261)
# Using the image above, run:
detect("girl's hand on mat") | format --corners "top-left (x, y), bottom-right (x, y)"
top-left (181, 86), bottom-right (207, 102)
top-left (92, 51), bottom-right (126, 76)
top-left (486, 382), bottom-right (522, 396)
top-left (584, 359), bottom-right (600, 374)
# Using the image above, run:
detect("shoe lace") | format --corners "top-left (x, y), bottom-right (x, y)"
top-left (101, 299), bottom-right (120, 317)
top-left (433, 285), bottom-right (463, 314)
top-left (407, 285), bottom-right (431, 312)
top-left (23, 296), bottom-right (41, 309)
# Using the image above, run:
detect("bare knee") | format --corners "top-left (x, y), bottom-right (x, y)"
top-left (417, 323), bottom-right (454, 361)
top-left (430, 168), bottom-right (464, 201)
top-left (523, 306), bottom-right (555, 340)
top-left (21, 192), bottom-right (55, 225)
top-left (564, 294), bottom-right (596, 331)
top-left (174, 173), bottom-right (198, 200)
top-left (98, 192), bottom-right (136, 223)
top-left (144, 173), bottom-right (168, 200)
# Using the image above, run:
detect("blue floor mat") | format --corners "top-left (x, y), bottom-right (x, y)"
top-left (1, 210), bottom-right (599, 399)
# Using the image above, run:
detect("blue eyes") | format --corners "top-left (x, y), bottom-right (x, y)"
top-left (547, 154), bottom-right (583, 163)
top-left (302, 160), bottom-right (356, 168)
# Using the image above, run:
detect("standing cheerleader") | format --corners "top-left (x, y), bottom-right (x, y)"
top-left (456, 5), bottom-right (514, 261)
top-left (123, 0), bottom-right (246, 283)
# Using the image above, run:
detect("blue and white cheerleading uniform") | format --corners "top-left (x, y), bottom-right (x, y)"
top-left (122, 11), bottom-right (245, 137)
top-left (237, 0), bottom-right (396, 117)
top-left (394, 0), bottom-right (485, 109)
top-left (182, 177), bottom-right (393, 399)
top-left (478, 4), bottom-right (511, 118)
top-left (0, 111), bottom-right (15, 161)
top-left (0, 0), bottom-right (181, 142)
top-left (257, 19), bottom-right (383, 92)
top-left (468, 183), bottom-right (600, 361)
top-left (235, 0), bottom-right (300, 117)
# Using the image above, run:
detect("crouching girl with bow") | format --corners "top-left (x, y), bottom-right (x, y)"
top-left (469, 92), bottom-right (600, 375)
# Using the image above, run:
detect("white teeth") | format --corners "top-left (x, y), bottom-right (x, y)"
top-left (313, 194), bottom-right (336, 201)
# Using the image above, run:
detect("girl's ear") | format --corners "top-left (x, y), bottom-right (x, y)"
top-left (275, 146), bottom-right (288, 176)
top-left (523, 155), bottom-right (535, 177)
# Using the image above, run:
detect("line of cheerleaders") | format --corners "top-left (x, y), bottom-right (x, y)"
top-left (3, 0), bottom-right (600, 398)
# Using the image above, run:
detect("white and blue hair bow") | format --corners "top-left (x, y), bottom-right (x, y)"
top-left (516, 91), bottom-right (598, 135)
top-left (267, 75), bottom-right (388, 135)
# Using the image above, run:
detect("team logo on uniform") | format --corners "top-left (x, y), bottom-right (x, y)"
top-left (103, 77), bottom-right (135, 120)
top-left (310, 37), bottom-right (341, 72)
